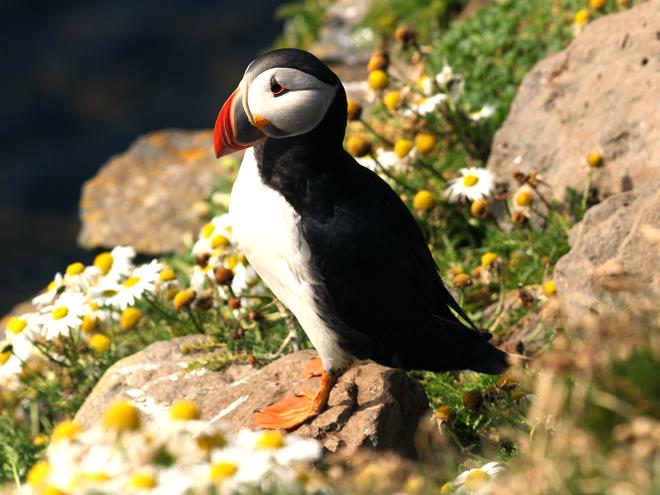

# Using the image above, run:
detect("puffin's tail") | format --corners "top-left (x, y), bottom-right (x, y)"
top-left (405, 315), bottom-right (509, 375)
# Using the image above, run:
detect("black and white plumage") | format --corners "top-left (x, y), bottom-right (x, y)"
top-left (216, 48), bottom-right (508, 379)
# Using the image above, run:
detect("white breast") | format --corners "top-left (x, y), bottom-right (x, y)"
top-left (229, 148), bottom-right (353, 371)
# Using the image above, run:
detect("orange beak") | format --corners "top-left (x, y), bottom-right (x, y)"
top-left (213, 81), bottom-right (265, 158)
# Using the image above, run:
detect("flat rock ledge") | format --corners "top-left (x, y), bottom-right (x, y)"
top-left (75, 336), bottom-right (430, 458)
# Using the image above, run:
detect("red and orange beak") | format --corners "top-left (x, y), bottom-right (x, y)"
top-left (213, 80), bottom-right (265, 158)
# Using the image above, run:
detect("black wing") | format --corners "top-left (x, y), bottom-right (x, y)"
top-left (297, 152), bottom-right (505, 372)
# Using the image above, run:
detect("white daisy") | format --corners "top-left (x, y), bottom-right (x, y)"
top-left (32, 273), bottom-right (64, 307)
top-left (453, 461), bottom-right (504, 494)
top-left (38, 292), bottom-right (88, 340)
top-left (92, 246), bottom-right (136, 283)
top-left (0, 331), bottom-right (37, 388)
top-left (192, 214), bottom-right (235, 257)
top-left (231, 264), bottom-right (262, 297)
top-left (435, 64), bottom-right (455, 87)
top-left (469, 104), bottom-right (496, 121)
top-left (444, 167), bottom-right (495, 202)
top-left (356, 148), bottom-right (409, 173)
top-left (417, 75), bottom-right (434, 96)
top-left (93, 260), bottom-right (161, 310)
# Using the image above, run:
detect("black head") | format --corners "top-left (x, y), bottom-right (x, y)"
top-left (214, 48), bottom-right (347, 157)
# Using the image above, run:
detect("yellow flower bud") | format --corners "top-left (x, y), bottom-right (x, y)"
top-left (346, 136), bottom-right (372, 157)
top-left (586, 151), bottom-right (603, 168)
top-left (32, 434), bottom-right (49, 446)
top-left (383, 90), bottom-right (401, 111)
top-left (51, 307), bottom-right (69, 320)
top-left (414, 133), bottom-right (436, 154)
top-left (120, 307), bottom-right (143, 331)
top-left (89, 334), bottom-right (111, 353)
top-left (159, 269), bottom-right (177, 282)
top-left (173, 288), bottom-right (196, 311)
top-left (575, 9), bottom-right (590, 25)
top-left (434, 405), bottom-right (456, 422)
top-left (347, 99), bottom-right (362, 121)
top-left (368, 70), bottom-right (389, 90)
top-left (81, 315), bottom-right (96, 333)
top-left (543, 279), bottom-right (557, 296)
top-left (589, 0), bottom-right (606, 9)
top-left (103, 401), bottom-right (141, 431)
top-left (170, 400), bottom-right (200, 421)
top-left (367, 51), bottom-right (389, 72)
top-left (201, 222), bottom-right (215, 238)
top-left (470, 199), bottom-right (490, 218)
top-left (0, 351), bottom-right (11, 365)
top-left (394, 139), bottom-right (413, 158)
top-left (481, 252), bottom-right (499, 268)
top-left (515, 190), bottom-right (534, 207)
top-left (412, 190), bottom-right (435, 211)
top-left (211, 234), bottom-right (230, 249)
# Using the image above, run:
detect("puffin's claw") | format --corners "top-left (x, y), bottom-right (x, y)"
top-left (252, 370), bottom-right (335, 431)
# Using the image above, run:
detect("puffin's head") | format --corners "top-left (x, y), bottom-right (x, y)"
top-left (214, 48), bottom-right (343, 158)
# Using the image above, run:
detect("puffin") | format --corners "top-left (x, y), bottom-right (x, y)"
top-left (213, 48), bottom-right (509, 430)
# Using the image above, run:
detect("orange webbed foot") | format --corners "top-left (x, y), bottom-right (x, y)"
top-left (252, 369), bottom-right (335, 431)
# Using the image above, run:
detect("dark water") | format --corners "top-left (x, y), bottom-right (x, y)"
top-left (0, 0), bottom-right (285, 313)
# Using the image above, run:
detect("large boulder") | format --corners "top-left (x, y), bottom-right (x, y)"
top-left (554, 181), bottom-right (660, 322)
top-left (78, 130), bottom-right (232, 255)
top-left (487, 0), bottom-right (660, 200)
top-left (75, 336), bottom-right (430, 458)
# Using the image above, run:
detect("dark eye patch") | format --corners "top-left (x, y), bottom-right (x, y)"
top-left (270, 76), bottom-right (288, 97)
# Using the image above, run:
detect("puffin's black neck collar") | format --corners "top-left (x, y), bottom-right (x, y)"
top-left (254, 84), bottom-right (348, 181)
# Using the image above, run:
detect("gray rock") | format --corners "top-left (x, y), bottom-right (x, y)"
top-left (78, 130), bottom-right (232, 255)
top-left (554, 181), bottom-right (660, 322)
top-left (487, 0), bottom-right (660, 200)
top-left (75, 336), bottom-right (430, 458)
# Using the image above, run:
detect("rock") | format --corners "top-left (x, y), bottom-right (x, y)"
top-left (78, 130), bottom-right (232, 255)
top-left (487, 1), bottom-right (660, 200)
top-left (75, 336), bottom-right (430, 458)
top-left (554, 181), bottom-right (660, 322)
top-left (310, 0), bottom-right (373, 68)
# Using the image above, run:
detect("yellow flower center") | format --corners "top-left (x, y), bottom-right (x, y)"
top-left (464, 470), bottom-right (490, 490)
top-left (0, 351), bottom-right (12, 365)
top-left (47, 280), bottom-right (58, 292)
top-left (120, 308), bottom-right (143, 331)
top-left (201, 222), bottom-right (215, 239)
top-left (123, 276), bottom-right (140, 288)
top-left (101, 289), bottom-right (118, 297)
top-left (89, 334), bottom-right (111, 353)
top-left (41, 485), bottom-right (67, 495)
top-left (463, 175), bottom-right (479, 187)
top-left (574, 9), bottom-right (590, 25)
top-left (586, 151), bottom-right (603, 168)
top-left (439, 482), bottom-right (453, 494)
top-left (210, 462), bottom-right (238, 482)
top-left (256, 430), bottom-right (285, 449)
top-left (27, 461), bottom-right (51, 486)
top-left (103, 400), bottom-right (141, 431)
top-left (93, 252), bottom-right (114, 276)
top-left (170, 400), bottom-right (200, 421)
top-left (7, 316), bottom-right (27, 334)
top-left (65, 262), bottom-right (85, 277)
top-left (128, 472), bottom-right (157, 489)
top-left (211, 234), bottom-right (230, 249)
top-left (197, 432), bottom-right (227, 451)
top-left (80, 472), bottom-right (111, 483)
top-left (51, 307), bottom-right (69, 320)
top-left (51, 420), bottom-right (81, 441)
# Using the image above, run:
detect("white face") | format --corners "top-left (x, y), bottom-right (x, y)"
top-left (245, 67), bottom-right (336, 138)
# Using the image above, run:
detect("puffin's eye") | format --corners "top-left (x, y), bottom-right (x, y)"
top-left (270, 77), bottom-right (287, 97)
